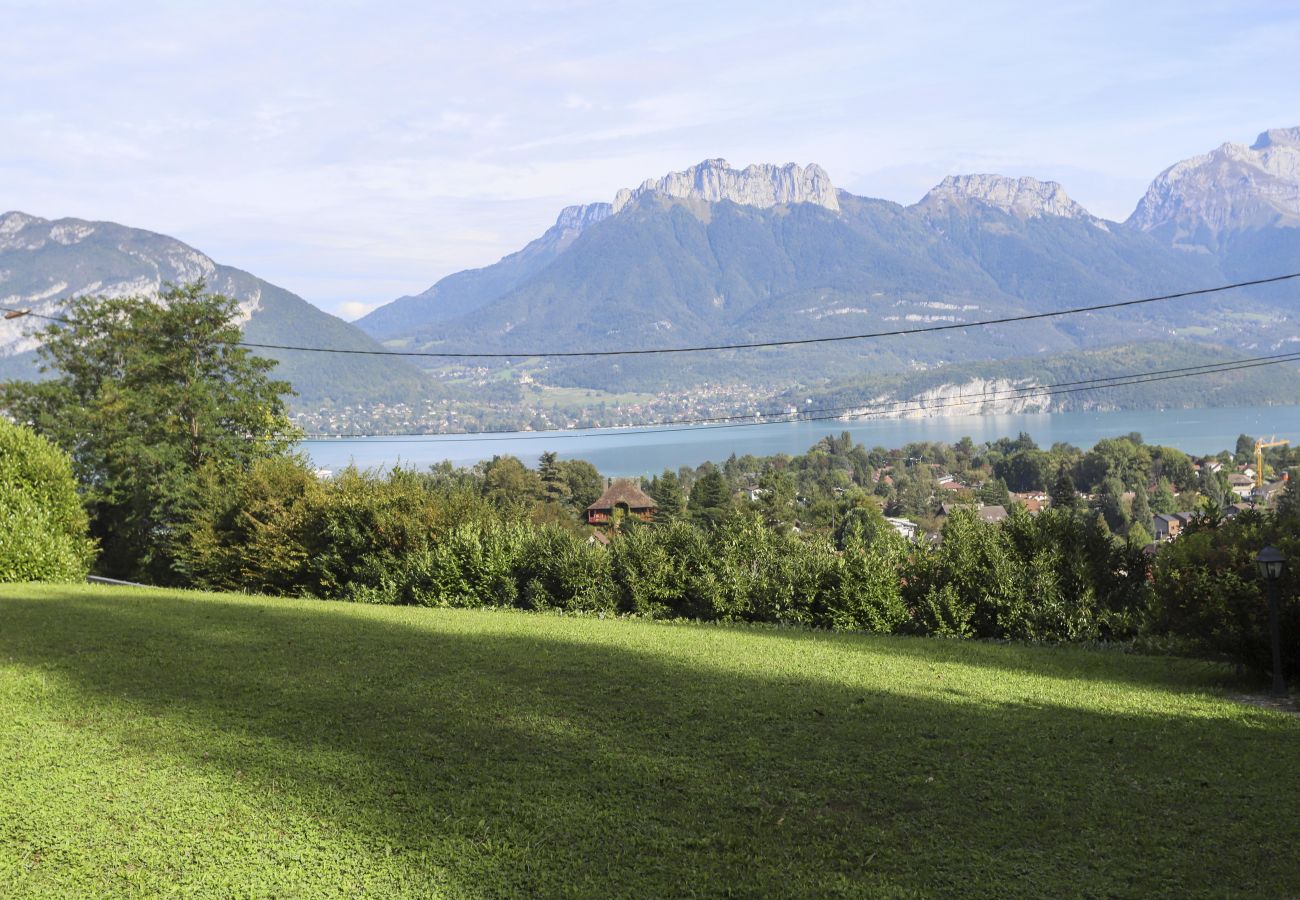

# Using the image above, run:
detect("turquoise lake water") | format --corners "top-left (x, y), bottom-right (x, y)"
top-left (301, 405), bottom-right (1300, 477)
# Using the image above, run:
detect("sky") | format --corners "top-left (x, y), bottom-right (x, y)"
top-left (4, 0), bottom-right (1299, 320)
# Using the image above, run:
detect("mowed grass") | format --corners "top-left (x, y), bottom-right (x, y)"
top-left (1, 585), bottom-right (1297, 898)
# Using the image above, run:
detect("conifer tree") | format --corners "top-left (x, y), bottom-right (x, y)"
top-left (1049, 464), bottom-right (1080, 513)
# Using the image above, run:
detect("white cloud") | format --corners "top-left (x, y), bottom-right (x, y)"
top-left (3, 0), bottom-right (1299, 313)
top-left (336, 300), bottom-right (382, 321)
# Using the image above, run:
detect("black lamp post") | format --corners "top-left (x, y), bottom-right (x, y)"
top-left (1255, 546), bottom-right (1287, 695)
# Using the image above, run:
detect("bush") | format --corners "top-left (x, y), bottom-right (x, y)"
top-left (610, 520), bottom-right (713, 618)
top-left (0, 419), bottom-right (95, 582)
top-left (1151, 511), bottom-right (1299, 678)
top-left (514, 526), bottom-right (613, 612)
top-left (830, 530), bottom-right (908, 632)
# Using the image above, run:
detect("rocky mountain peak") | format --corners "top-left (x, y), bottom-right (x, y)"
top-left (553, 202), bottom-right (612, 236)
top-left (611, 159), bottom-right (840, 214)
top-left (1127, 125), bottom-right (1300, 247)
top-left (917, 175), bottom-right (1099, 222)
top-left (1253, 127), bottom-right (1300, 150)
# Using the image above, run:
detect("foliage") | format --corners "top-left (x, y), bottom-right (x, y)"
top-left (1151, 510), bottom-right (1299, 678)
top-left (0, 419), bottom-right (95, 582)
top-left (644, 469), bottom-right (686, 522)
top-left (687, 469), bottom-right (732, 530)
top-left (558, 459), bottom-right (604, 513)
top-left (0, 283), bottom-right (297, 582)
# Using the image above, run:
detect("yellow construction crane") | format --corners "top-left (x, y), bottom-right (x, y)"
top-left (1254, 437), bottom-right (1290, 489)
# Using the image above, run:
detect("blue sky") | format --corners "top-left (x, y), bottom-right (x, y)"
top-left (4, 0), bottom-right (1298, 319)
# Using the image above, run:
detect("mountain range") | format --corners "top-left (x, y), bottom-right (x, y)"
top-left (353, 128), bottom-right (1300, 397)
top-left (0, 212), bottom-right (429, 408)
top-left (3, 126), bottom-right (1298, 423)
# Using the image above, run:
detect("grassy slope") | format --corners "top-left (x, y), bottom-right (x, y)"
top-left (1, 585), bottom-right (1297, 898)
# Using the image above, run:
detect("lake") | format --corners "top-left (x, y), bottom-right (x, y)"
top-left (300, 404), bottom-right (1300, 477)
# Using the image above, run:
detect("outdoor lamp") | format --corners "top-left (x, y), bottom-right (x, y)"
top-left (1256, 546), bottom-right (1285, 581)
top-left (1255, 546), bottom-right (1287, 695)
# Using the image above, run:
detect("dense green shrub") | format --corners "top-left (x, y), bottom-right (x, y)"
top-left (0, 419), bottom-right (95, 582)
top-left (514, 526), bottom-right (613, 612)
top-left (179, 456), bottom-right (325, 594)
top-left (610, 520), bottom-right (713, 618)
top-left (904, 510), bottom-right (1020, 638)
top-left (171, 451), bottom-right (1291, 681)
top-left (832, 530), bottom-right (908, 632)
top-left (403, 520), bottom-right (523, 608)
top-left (1151, 510), bottom-right (1299, 678)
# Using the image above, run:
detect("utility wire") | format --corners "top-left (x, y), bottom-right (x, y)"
top-left (303, 350), bottom-right (1300, 438)
top-left (238, 272), bottom-right (1300, 358)
top-left (299, 350), bottom-right (1300, 443)
top-left (3, 272), bottom-right (1297, 359)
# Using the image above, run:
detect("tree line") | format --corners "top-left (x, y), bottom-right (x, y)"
top-left (2, 285), bottom-right (1296, 682)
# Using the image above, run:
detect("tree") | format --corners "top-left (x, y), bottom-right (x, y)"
top-left (1130, 487), bottom-right (1153, 538)
top-left (1235, 433), bottom-right (1257, 464)
top-left (688, 469), bottom-right (732, 530)
top-left (1, 283), bottom-right (296, 581)
top-left (1150, 478), bottom-right (1177, 515)
top-left (1095, 476), bottom-right (1129, 534)
top-left (0, 418), bottom-right (96, 582)
top-left (537, 452), bottom-right (570, 506)
top-left (1049, 464), bottom-right (1080, 514)
top-left (993, 449), bottom-right (1052, 492)
top-left (478, 455), bottom-right (543, 510)
top-left (1276, 469), bottom-right (1300, 521)
top-left (756, 468), bottom-right (797, 531)
top-left (979, 477), bottom-right (1011, 508)
top-left (645, 469), bottom-right (686, 523)
top-left (558, 459), bottom-right (604, 514)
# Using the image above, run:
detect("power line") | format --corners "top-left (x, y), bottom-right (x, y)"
top-left (299, 350), bottom-right (1300, 443)
top-left (4, 272), bottom-right (1297, 359)
top-left (237, 272), bottom-right (1300, 358)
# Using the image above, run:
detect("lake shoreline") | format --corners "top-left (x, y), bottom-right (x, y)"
top-left (300, 404), bottom-right (1300, 476)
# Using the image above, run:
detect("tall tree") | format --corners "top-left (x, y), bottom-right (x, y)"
top-left (979, 477), bottom-right (1011, 508)
top-left (756, 468), bottom-right (797, 531)
top-left (688, 469), bottom-right (732, 531)
top-left (1049, 464), bottom-right (1080, 514)
top-left (1130, 486), bottom-right (1153, 537)
top-left (1095, 476), bottom-right (1129, 534)
top-left (645, 469), bottom-right (686, 523)
top-left (537, 451), bottom-right (570, 505)
top-left (559, 459), bottom-right (604, 513)
top-left (0, 283), bottom-right (296, 581)
top-left (478, 455), bottom-right (543, 510)
top-left (1275, 469), bottom-right (1300, 521)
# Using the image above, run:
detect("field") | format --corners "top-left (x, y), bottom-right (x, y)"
top-left (2, 584), bottom-right (1297, 897)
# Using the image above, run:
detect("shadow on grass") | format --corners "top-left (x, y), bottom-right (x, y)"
top-left (2, 588), bottom-right (1298, 897)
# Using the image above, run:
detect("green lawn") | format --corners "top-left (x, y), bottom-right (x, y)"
top-left (1, 585), bottom-right (1297, 897)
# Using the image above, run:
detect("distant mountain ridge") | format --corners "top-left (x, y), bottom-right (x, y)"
top-left (355, 130), bottom-right (1300, 396)
top-left (7, 126), bottom-right (1299, 425)
top-left (0, 211), bottom-right (429, 408)
top-left (612, 159), bottom-right (840, 213)
top-left (1128, 127), bottom-right (1300, 248)
top-left (918, 175), bottom-right (1103, 225)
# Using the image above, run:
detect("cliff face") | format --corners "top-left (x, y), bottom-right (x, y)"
top-left (842, 378), bottom-right (1053, 420)
top-left (1127, 127), bottom-right (1300, 249)
top-left (612, 159), bottom-right (840, 214)
top-left (916, 175), bottom-right (1103, 224)
top-left (0, 211), bottom-right (250, 358)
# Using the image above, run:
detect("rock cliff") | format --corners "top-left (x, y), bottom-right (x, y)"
top-left (917, 175), bottom-right (1101, 223)
top-left (1127, 127), bottom-right (1300, 248)
top-left (612, 159), bottom-right (840, 214)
